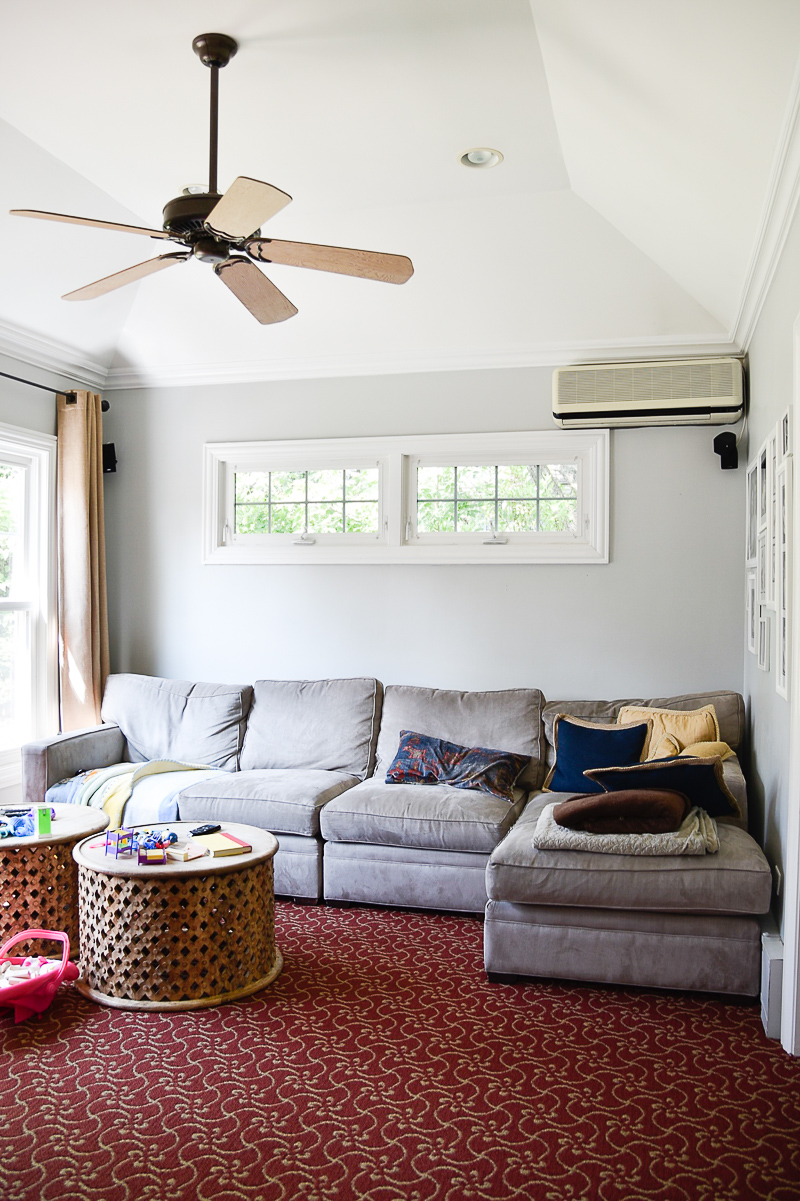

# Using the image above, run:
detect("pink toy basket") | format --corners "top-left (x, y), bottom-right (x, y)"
top-left (0, 929), bottom-right (79, 1023)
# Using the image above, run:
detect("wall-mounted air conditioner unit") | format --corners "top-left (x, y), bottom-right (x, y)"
top-left (552, 357), bottom-right (744, 428)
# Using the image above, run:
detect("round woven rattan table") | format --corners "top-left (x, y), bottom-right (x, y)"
top-left (72, 822), bottom-right (281, 1011)
top-left (1, 804), bottom-right (110, 955)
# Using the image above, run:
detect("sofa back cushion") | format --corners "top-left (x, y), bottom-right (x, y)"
top-left (240, 678), bottom-right (382, 778)
top-left (374, 685), bottom-right (545, 792)
top-left (101, 674), bottom-right (253, 771)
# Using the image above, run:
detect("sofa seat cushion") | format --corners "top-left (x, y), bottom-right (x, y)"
top-left (101, 674), bottom-right (253, 771)
top-left (486, 794), bottom-right (772, 915)
top-left (176, 769), bottom-right (359, 837)
top-left (320, 780), bottom-right (526, 853)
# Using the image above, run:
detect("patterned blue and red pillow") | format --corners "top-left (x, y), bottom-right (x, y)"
top-left (385, 730), bottom-right (530, 801)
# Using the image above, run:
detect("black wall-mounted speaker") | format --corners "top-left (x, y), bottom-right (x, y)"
top-left (102, 443), bottom-right (118, 474)
top-left (713, 431), bottom-right (738, 470)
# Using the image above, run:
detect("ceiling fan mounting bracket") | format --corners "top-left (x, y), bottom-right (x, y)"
top-left (191, 33), bottom-right (238, 69)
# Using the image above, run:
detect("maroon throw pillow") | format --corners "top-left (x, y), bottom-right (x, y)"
top-left (552, 789), bottom-right (689, 834)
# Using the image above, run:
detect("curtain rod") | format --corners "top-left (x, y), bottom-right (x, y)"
top-left (0, 369), bottom-right (109, 410)
top-left (0, 368), bottom-right (70, 394)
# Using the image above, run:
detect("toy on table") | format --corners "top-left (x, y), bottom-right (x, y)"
top-left (0, 807), bottom-right (56, 839)
top-left (104, 827), bottom-right (135, 858)
top-left (131, 828), bottom-right (177, 865)
top-left (0, 929), bottom-right (79, 1024)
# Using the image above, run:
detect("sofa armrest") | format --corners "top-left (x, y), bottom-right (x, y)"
top-left (22, 724), bottom-right (127, 803)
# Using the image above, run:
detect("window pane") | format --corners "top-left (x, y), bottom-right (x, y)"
top-left (539, 499), bottom-right (578, 532)
top-left (417, 466), bottom-right (455, 499)
top-left (498, 499), bottom-right (537, 532)
top-left (540, 464), bottom-right (577, 498)
top-left (345, 468), bottom-right (379, 500)
top-left (234, 471), bottom-right (269, 504)
top-left (307, 503), bottom-right (344, 533)
top-left (271, 503), bottom-right (306, 533)
top-left (235, 504), bottom-right (270, 534)
top-left (457, 501), bottom-right (495, 532)
top-left (417, 501), bottom-right (455, 532)
top-left (307, 470), bottom-right (344, 502)
top-left (456, 465), bottom-right (495, 499)
top-left (0, 463), bottom-right (25, 599)
top-left (345, 502), bottom-right (379, 533)
top-left (0, 610), bottom-right (28, 751)
top-left (270, 471), bottom-right (306, 502)
top-left (497, 464), bottom-right (537, 498)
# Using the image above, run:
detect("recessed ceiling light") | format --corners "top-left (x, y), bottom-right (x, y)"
top-left (460, 148), bottom-right (503, 169)
top-left (182, 184), bottom-right (208, 195)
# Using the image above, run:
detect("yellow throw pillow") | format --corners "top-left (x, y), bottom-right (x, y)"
top-left (680, 740), bottom-right (734, 761)
top-left (649, 733), bottom-right (681, 759)
top-left (617, 704), bottom-right (719, 761)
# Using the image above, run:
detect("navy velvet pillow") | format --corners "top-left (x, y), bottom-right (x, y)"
top-left (385, 730), bottom-right (530, 801)
top-left (546, 717), bottom-right (650, 794)
top-left (583, 756), bottom-right (740, 819)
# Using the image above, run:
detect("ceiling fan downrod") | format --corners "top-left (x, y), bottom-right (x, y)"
top-left (192, 33), bottom-right (238, 195)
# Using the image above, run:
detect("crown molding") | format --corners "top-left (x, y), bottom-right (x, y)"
top-left (732, 57), bottom-right (800, 351)
top-left (103, 332), bottom-right (738, 390)
top-left (0, 318), bottom-right (108, 390)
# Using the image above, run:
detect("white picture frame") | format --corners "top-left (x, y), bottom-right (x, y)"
top-left (780, 408), bottom-right (792, 462)
top-left (758, 612), bottom-right (770, 671)
top-left (747, 568), bottom-right (757, 655)
top-left (759, 441), bottom-right (769, 531)
top-left (758, 528), bottom-right (768, 604)
top-left (767, 430), bottom-right (778, 608)
top-left (746, 458), bottom-right (758, 564)
top-left (776, 459), bottom-right (792, 698)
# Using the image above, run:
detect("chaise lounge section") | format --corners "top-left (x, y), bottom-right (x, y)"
top-left (483, 691), bottom-right (773, 995)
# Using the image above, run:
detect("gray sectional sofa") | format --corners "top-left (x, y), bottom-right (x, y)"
top-left (22, 673), bottom-right (773, 997)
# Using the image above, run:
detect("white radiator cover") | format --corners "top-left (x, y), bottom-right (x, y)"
top-left (761, 930), bottom-right (784, 1039)
top-left (553, 357), bottom-right (744, 428)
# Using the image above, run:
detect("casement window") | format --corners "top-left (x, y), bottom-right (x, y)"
top-left (204, 430), bottom-right (608, 565)
top-left (0, 424), bottom-right (57, 785)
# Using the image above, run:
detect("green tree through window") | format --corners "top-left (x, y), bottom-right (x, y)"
top-left (416, 463), bottom-right (578, 534)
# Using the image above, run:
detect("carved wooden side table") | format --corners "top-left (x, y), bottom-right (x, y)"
top-left (0, 804), bottom-right (110, 956)
top-left (73, 822), bottom-right (282, 1011)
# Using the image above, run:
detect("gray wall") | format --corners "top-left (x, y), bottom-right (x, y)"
top-left (0, 353), bottom-right (59, 436)
top-left (103, 365), bottom-right (743, 704)
top-left (743, 202), bottom-right (800, 924)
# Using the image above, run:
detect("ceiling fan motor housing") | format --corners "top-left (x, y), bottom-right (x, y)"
top-left (162, 192), bottom-right (222, 237)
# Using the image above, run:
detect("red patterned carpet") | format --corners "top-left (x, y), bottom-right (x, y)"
top-left (2, 901), bottom-right (800, 1201)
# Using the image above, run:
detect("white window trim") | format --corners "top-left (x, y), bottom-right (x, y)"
top-left (203, 430), bottom-right (609, 566)
top-left (0, 422), bottom-right (58, 787)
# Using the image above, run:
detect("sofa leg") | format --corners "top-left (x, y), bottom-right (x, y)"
top-left (486, 971), bottom-right (521, 985)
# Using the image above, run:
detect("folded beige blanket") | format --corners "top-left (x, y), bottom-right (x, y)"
top-left (532, 802), bottom-right (719, 856)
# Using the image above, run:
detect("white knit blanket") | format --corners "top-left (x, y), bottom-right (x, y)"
top-left (532, 803), bottom-right (719, 856)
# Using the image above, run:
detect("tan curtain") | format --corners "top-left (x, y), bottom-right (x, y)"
top-left (57, 391), bottom-right (110, 730)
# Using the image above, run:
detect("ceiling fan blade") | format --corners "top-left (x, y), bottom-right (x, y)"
top-left (62, 252), bottom-right (190, 301)
top-left (205, 177), bottom-right (292, 240)
top-left (215, 258), bottom-right (297, 324)
top-left (10, 209), bottom-right (172, 239)
top-left (246, 238), bottom-right (414, 284)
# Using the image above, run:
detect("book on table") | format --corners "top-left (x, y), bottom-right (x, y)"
top-left (166, 840), bottom-right (207, 862)
top-left (190, 831), bottom-right (252, 857)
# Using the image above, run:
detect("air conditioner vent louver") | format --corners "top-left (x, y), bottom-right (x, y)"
top-left (552, 357), bottom-right (743, 429)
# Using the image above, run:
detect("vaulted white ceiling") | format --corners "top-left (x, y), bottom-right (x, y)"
top-left (1, 0), bottom-right (799, 389)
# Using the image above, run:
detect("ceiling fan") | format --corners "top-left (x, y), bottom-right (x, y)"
top-left (10, 33), bottom-right (414, 324)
